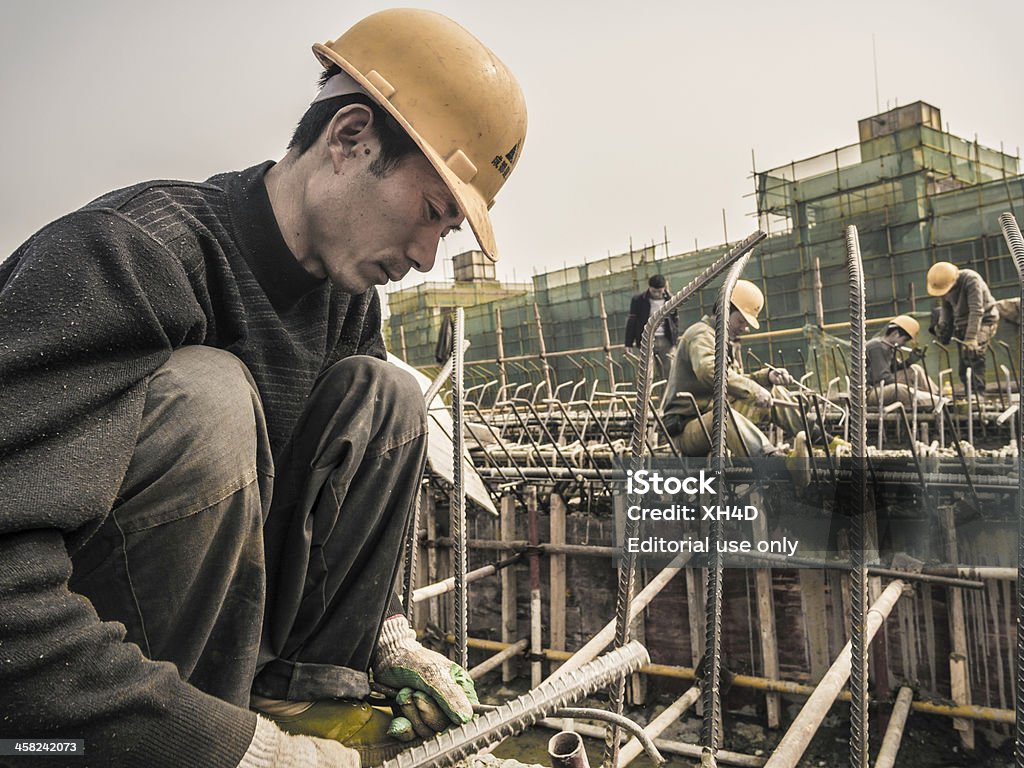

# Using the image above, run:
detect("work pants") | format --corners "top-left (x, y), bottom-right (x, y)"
top-left (69, 346), bottom-right (427, 707)
top-left (867, 364), bottom-right (939, 409)
top-left (956, 319), bottom-right (998, 394)
top-left (672, 405), bottom-right (774, 458)
top-left (652, 336), bottom-right (675, 382)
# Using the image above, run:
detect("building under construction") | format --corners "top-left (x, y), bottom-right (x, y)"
top-left (382, 104), bottom-right (1024, 768)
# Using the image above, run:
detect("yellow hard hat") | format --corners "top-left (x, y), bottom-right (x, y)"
top-left (314, 9), bottom-right (527, 262)
top-left (926, 262), bottom-right (959, 296)
top-left (889, 314), bottom-right (920, 342)
top-left (731, 279), bottom-right (764, 329)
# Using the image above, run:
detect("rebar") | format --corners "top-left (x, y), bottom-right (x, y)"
top-left (845, 224), bottom-right (870, 768)
top-left (451, 307), bottom-right (468, 669)
top-left (702, 254), bottom-right (753, 761)
top-left (998, 211), bottom-right (1024, 768)
top-left (380, 641), bottom-right (649, 768)
top-left (605, 230), bottom-right (766, 768)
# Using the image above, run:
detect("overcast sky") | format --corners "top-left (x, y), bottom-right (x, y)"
top-left (2, 0), bottom-right (1022, 292)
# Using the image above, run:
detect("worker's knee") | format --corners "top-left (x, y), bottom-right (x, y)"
top-left (317, 356), bottom-right (427, 435)
top-left (133, 346), bottom-right (268, 501)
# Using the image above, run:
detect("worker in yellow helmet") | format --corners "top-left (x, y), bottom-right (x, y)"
top-left (865, 315), bottom-right (938, 407)
top-left (926, 261), bottom-right (999, 393)
top-left (661, 279), bottom-right (807, 457)
top-left (1, 10), bottom-right (525, 767)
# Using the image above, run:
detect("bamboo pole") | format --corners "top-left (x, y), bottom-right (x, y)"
top-left (533, 302), bottom-right (553, 395)
top-left (500, 494), bottom-right (518, 683)
top-left (527, 486), bottom-right (543, 687)
top-left (546, 553), bottom-right (691, 683)
top-left (763, 580), bottom-right (908, 768)
top-left (940, 505), bottom-right (975, 749)
top-left (469, 638), bottom-right (529, 680)
top-left (874, 686), bottom-right (914, 768)
top-left (800, 569), bottom-right (830, 684)
top-left (495, 305), bottom-right (507, 394)
top-left (549, 492), bottom-right (567, 672)
top-left (424, 492), bottom-right (439, 629)
top-left (751, 492), bottom-right (781, 728)
top-left (599, 292), bottom-right (616, 389)
top-left (619, 687), bottom-right (701, 766)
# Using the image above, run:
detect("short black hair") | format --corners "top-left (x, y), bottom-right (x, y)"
top-left (885, 323), bottom-right (912, 341)
top-left (648, 274), bottom-right (666, 289)
top-left (288, 66), bottom-right (419, 177)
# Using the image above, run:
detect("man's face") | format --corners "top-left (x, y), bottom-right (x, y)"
top-left (727, 309), bottom-right (751, 340)
top-left (647, 286), bottom-right (664, 298)
top-left (305, 141), bottom-right (464, 293)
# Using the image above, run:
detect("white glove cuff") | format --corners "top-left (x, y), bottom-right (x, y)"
top-left (376, 614), bottom-right (419, 665)
top-left (237, 715), bottom-right (360, 768)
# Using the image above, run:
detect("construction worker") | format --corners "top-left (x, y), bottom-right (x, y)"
top-left (0, 10), bottom-right (525, 768)
top-left (661, 280), bottom-right (802, 457)
top-left (865, 315), bottom-right (938, 408)
top-left (927, 261), bottom-right (999, 394)
top-left (624, 274), bottom-right (679, 379)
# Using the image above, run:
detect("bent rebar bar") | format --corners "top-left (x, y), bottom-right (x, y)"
top-left (605, 230), bottom-right (766, 767)
top-left (845, 225), bottom-right (869, 768)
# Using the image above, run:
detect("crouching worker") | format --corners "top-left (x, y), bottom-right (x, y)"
top-left (865, 315), bottom-right (938, 408)
top-left (0, 9), bottom-right (525, 768)
top-left (661, 280), bottom-right (802, 458)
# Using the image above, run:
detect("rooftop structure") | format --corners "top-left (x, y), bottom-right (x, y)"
top-left (387, 102), bottom-right (1024, 389)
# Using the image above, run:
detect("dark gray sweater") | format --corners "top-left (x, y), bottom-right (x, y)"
top-left (0, 162), bottom-right (385, 767)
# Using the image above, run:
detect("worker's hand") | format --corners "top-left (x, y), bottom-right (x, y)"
top-left (961, 339), bottom-right (981, 355)
top-left (373, 615), bottom-right (477, 740)
top-left (906, 347), bottom-right (925, 364)
top-left (245, 715), bottom-right (361, 768)
top-left (752, 385), bottom-right (773, 409)
top-left (768, 368), bottom-right (794, 386)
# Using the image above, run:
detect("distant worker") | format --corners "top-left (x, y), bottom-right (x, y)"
top-left (661, 280), bottom-right (801, 457)
top-left (865, 315), bottom-right (937, 408)
top-left (996, 296), bottom-right (1021, 326)
top-left (927, 261), bottom-right (999, 393)
top-left (624, 274), bottom-right (678, 379)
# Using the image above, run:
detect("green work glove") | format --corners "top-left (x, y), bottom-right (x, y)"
top-left (372, 615), bottom-right (478, 739)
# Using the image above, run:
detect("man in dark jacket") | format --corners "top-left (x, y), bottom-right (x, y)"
top-left (927, 261), bottom-right (999, 393)
top-left (624, 274), bottom-right (679, 379)
top-left (0, 10), bottom-right (525, 768)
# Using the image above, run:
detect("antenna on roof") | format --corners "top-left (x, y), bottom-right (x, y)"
top-left (872, 33), bottom-right (880, 114)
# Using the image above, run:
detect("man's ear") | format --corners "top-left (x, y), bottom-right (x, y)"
top-left (325, 104), bottom-right (376, 170)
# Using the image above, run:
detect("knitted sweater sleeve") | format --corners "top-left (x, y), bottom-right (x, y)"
top-left (0, 210), bottom-right (257, 766)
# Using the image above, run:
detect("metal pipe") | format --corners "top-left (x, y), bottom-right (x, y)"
top-left (452, 635), bottom-right (1017, 724)
top-left (450, 306), bottom-right (468, 669)
top-left (548, 730), bottom-right (590, 768)
top-left (535, 720), bottom-right (766, 768)
top-left (762, 580), bottom-right (907, 768)
top-left (874, 686), bottom-right (914, 768)
top-left (998, 210), bottom-right (1024, 768)
top-left (379, 641), bottom-right (650, 768)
